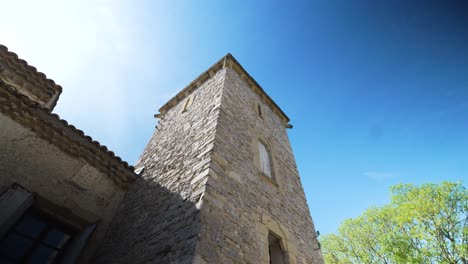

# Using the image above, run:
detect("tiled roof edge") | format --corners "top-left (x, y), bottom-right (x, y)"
top-left (0, 80), bottom-right (138, 187)
top-left (0, 45), bottom-right (62, 109)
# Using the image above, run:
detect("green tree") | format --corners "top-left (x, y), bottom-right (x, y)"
top-left (322, 182), bottom-right (468, 264)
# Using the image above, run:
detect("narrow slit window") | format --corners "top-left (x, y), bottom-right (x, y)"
top-left (181, 95), bottom-right (194, 113)
top-left (258, 141), bottom-right (272, 178)
top-left (182, 97), bottom-right (191, 112)
top-left (257, 104), bottom-right (262, 118)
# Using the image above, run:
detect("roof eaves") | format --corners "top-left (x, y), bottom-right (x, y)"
top-left (0, 45), bottom-right (63, 110)
top-left (158, 53), bottom-right (290, 124)
top-left (0, 80), bottom-right (138, 187)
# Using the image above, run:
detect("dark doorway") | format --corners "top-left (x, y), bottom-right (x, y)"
top-left (268, 232), bottom-right (286, 264)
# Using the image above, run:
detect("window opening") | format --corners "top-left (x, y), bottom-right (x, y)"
top-left (182, 96), bottom-right (193, 113)
top-left (268, 232), bottom-right (286, 264)
top-left (0, 208), bottom-right (76, 263)
top-left (259, 141), bottom-right (273, 178)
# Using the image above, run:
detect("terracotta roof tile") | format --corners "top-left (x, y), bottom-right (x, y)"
top-left (0, 45), bottom-right (62, 94)
top-left (0, 80), bottom-right (137, 186)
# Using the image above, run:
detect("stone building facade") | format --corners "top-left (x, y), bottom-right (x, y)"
top-left (0, 45), bottom-right (323, 264)
top-left (96, 55), bottom-right (323, 264)
top-left (0, 45), bottom-right (137, 263)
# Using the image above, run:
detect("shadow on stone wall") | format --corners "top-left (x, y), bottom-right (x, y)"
top-left (91, 175), bottom-right (200, 264)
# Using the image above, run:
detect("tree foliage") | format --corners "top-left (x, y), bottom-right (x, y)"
top-left (321, 182), bottom-right (468, 264)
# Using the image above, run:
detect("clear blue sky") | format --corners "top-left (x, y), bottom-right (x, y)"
top-left (2, 0), bottom-right (467, 235)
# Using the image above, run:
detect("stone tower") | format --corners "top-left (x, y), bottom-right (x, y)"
top-left (95, 54), bottom-right (324, 264)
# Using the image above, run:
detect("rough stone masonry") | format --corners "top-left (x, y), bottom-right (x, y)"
top-left (94, 54), bottom-right (324, 264)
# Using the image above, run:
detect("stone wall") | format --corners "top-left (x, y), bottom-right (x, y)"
top-left (194, 67), bottom-right (324, 264)
top-left (94, 69), bottom-right (227, 263)
top-left (0, 113), bottom-right (126, 263)
top-left (94, 59), bottom-right (323, 264)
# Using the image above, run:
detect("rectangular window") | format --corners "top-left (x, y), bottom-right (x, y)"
top-left (0, 184), bottom-right (97, 264)
top-left (259, 141), bottom-right (272, 177)
top-left (0, 207), bottom-right (76, 263)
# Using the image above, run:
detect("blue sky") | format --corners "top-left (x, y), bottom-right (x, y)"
top-left (2, 0), bottom-right (467, 235)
